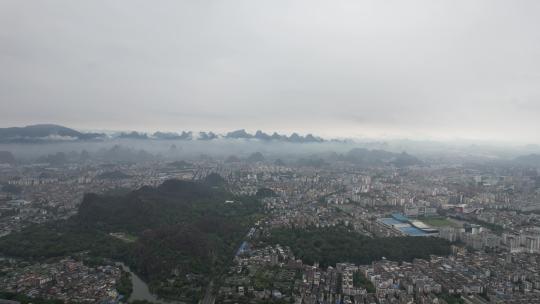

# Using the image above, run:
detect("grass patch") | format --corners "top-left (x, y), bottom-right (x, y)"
top-left (109, 232), bottom-right (138, 243)
top-left (421, 217), bottom-right (461, 228)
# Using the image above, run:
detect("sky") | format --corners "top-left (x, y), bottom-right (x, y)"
top-left (1, 0), bottom-right (540, 142)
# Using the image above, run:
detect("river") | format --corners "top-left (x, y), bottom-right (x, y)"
top-left (116, 262), bottom-right (180, 304)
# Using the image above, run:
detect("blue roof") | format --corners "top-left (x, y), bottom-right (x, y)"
top-left (379, 217), bottom-right (429, 236)
top-left (399, 227), bottom-right (428, 236)
top-left (391, 213), bottom-right (410, 222)
top-left (236, 241), bottom-right (249, 256)
top-left (379, 218), bottom-right (404, 226)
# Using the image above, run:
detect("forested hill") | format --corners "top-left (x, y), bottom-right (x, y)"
top-left (77, 176), bottom-right (237, 233)
top-left (0, 174), bottom-right (263, 302)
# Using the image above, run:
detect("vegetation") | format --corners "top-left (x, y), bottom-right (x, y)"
top-left (263, 226), bottom-right (451, 267)
top-left (353, 271), bottom-right (375, 293)
top-left (97, 170), bottom-right (131, 180)
top-left (449, 215), bottom-right (504, 236)
top-left (109, 232), bottom-right (138, 243)
top-left (420, 217), bottom-right (460, 228)
top-left (0, 184), bottom-right (21, 194)
top-left (116, 270), bottom-right (133, 299)
top-left (0, 291), bottom-right (63, 304)
top-left (439, 293), bottom-right (465, 304)
top-left (256, 187), bottom-right (277, 198)
top-left (253, 268), bottom-right (274, 290)
top-left (0, 208), bottom-right (17, 219)
top-left (0, 174), bottom-right (263, 302)
top-left (468, 218), bottom-right (504, 236)
top-left (0, 221), bottom-right (132, 259)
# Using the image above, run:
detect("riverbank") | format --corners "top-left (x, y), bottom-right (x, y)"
top-left (115, 262), bottom-right (181, 304)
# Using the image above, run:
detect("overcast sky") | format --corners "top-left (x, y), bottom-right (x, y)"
top-left (1, 0), bottom-right (540, 142)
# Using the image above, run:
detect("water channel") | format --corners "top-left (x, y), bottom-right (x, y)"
top-left (116, 262), bottom-right (180, 304)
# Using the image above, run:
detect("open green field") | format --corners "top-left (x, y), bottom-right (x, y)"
top-left (421, 217), bottom-right (461, 228)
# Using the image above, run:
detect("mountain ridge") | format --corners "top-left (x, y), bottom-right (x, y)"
top-left (0, 124), bottom-right (328, 143)
top-left (0, 124), bottom-right (105, 142)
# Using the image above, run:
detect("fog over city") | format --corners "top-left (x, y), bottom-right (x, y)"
top-left (2, 0), bottom-right (540, 142)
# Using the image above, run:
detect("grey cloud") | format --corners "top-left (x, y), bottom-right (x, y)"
top-left (1, 0), bottom-right (540, 142)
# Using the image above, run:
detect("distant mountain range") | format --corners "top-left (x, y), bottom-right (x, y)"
top-left (225, 129), bottom-right (324, 142)
top-left (0, 124), bottom-right (105, 143)
top-left (344, 148), bottom-right (423, 167)
top-left (0, 124), bottom-right (327, 143)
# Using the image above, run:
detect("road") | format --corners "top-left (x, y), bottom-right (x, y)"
top-left (201, 280), bottom-right (215, 304)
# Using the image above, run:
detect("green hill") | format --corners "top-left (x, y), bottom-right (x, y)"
top-left (0, 174), bottom-right (262, 302)
top-left (0, 124), bottom-right (104, 142)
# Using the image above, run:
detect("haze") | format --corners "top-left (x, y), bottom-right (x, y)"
top-left (1, 0), bottom-right (540, 142)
